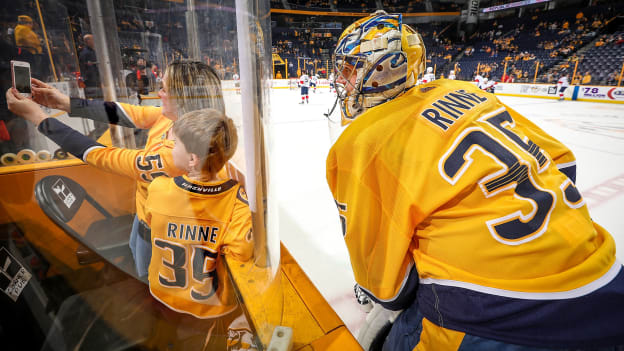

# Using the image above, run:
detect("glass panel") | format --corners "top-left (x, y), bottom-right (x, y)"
top-left (1, 0), bottom-right (279, 349)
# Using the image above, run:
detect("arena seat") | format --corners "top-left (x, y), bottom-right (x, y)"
top-left (35, 175), bottom-right (138, 279)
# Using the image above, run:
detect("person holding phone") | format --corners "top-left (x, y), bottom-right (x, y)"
top-left (6, 61), bottom-right (232, 278)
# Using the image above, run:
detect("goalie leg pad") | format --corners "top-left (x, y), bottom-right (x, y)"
top-left (357, 303), bottom-right (403, 351)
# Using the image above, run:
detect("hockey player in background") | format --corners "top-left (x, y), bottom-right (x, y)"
top-left (557, 73), bottom-right (570, 100)
top-left (474, 73), bottom-right (484, 87)
top-left (448, 69), bottom-right (456, 80)
top-left (329, 10), bottom-right (624, 351)
top-left (299, 71), bottom-right (310, 104)
top-left (233, 72), bottom-right (240, 94)
top-left (310, 73), bottom-right (319, 93)
top-left (479, 77), bottom-right (497, 93)
top-left (422, 66), bottom-right (435, 83)
top-left (329, 72), bottom-right (335, 93)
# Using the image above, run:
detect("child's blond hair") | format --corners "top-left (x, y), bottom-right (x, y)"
top-left (173, 108), bottom-right (237, 175)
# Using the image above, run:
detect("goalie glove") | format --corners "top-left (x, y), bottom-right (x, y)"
top-left (357, 302), bottom-right (402, 351)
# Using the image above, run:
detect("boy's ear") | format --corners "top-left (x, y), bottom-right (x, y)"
top-left (188, 152), bottom-right (202, 168)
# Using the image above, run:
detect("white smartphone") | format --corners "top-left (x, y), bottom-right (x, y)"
top-left (11, 60), bottom-right (32, 98)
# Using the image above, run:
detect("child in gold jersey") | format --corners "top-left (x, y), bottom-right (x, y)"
top-left (7, 61), bottom-right (231, 278)
top-left (145, 108), bottom-right (254, 349)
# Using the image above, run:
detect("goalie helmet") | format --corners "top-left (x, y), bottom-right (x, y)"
top-left (333, 10), bottom-right (426, 125)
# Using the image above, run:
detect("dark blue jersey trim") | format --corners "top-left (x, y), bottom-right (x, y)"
top-left (70, 98), bottom-right (136, 128)
top-left (362, 264), bottom-right (419, 311)
top-left (558, 164), bottom-right (576, 184)
top-left (417, 267), bottom-right (624, 348)
top-left (236, 186), bottom-right (249, 205)
top-left (38, 118), bottom-right (104, 160)
top-left (173, 176), bottom-right (238, 195)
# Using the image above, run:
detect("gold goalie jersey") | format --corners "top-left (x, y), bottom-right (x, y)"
top-left (145, 175), bottom-right (253, 318)
top-left (327, 79), bottom-right (619, 310)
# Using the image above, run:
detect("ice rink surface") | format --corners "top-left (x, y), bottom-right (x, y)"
top-left (267, 87), bottom-right (624, 336)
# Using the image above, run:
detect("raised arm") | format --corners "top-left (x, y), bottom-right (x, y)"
top-left (31, 78), bottom-right (162, 129)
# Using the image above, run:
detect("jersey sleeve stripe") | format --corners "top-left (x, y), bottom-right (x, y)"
top-left (420, 260), bottom-right (621, 300)
top-left (417, 263), bottom-right (624, 348)
top-left (359, 262), bottom-right (419, 311)
top-left (82, 145), bottom-right (106, 162)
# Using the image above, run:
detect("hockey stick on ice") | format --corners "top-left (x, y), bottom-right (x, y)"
top-left (324, 95), bottom-right (340, 122)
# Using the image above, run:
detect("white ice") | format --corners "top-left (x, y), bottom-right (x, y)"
top-left (268, 87), bottom-right (624, 336)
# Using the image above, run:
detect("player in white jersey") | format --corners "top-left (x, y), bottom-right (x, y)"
top-left (474, 74), bottom-right (484, 87)
top-left (448, 70), bottom-right (456, 80)
top-left (556, 74), bottom-right (569, 100)
top-left (422, 66), bottom-right (435, 83)
top-left (233, 73), bottom-right (240, 94)
top-left (310, 74), bottom-right (319, 93)
top-left (480, 77), bottom-right (497, 93)
top-left (299, 72), bottom-right (310, 104)
top-left (329, 72), bottom-right (335, 93)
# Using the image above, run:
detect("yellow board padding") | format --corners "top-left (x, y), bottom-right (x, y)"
top-left (302, 326), bottom-right (363, 350)
top-left (0, 163), bottom-right (136, 273)
top-left (0, 158), bottom-right (82, 175)
top-left (226, 244), bottom-right (360, 350)
top-left (576, 97), bottom-right (624, 104)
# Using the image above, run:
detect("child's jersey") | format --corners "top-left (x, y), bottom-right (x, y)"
top-left (326, 79), bottom-right (624, 347)
top-left (145, 175), bottom-right (253, 318)
top-left (81, 103), bottom-right (182, 222)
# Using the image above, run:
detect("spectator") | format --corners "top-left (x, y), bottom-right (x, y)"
top-left (581, 71), bottom-right (592, 85)
top-left (79, 34), bottom-right (101, 98)
top-left (14, 15), bottom-right (45, 78)
top-left (14, 15), bottom-right (42, 55)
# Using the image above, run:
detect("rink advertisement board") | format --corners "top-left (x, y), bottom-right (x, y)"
top-left (493, 83), bottom-right (624, 104)
top-left (575, 86), bottom-right (624, 103)
top-left (494, 83), bottom-right (562, 99)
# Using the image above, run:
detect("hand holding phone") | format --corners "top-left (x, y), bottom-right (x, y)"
top-left (6, 88), bottom-right (48, 126)
top-left (11, 61), bottom-right (32, 98)
top-left (31, 78), bottom-right (71, 112)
